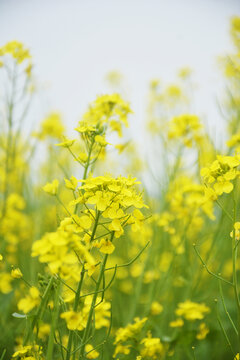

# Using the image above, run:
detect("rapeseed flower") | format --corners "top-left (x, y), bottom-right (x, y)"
top-left (42, 179), bottom-right (59, 196)
top-left (196, 322), bottom-right (209, 340)
top-left (201, 155), bottom-right (240, 196)
top-left (17, 287), bottom-right (40, 313)
top-left (85, 344), bottom-right (100, 359)
top-left (140, 331), bottom-right (164, 359)
top-left (175, 300), bottom-right (210, 321)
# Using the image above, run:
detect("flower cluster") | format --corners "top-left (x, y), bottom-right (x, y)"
top-left (34, 112), bottom-right (65, 140)
top-left (169, 300), bottom-right (210, 341)
top-left (168, 113), bottom-right (202, 147)
top-left (11, 344), bottom-right (43, 359)
top-left (113, 317), bottom-right (147, 357)
top-left (37, 174), bottom-right (148, 280)
top-left (61, 296), bottom-right (111, 331)
top-left (77, 93), bottom-right (132, 138)
top-left (1, 26), bottom-right (239, 359)
top-left (201, 155), bottom-right (240, 196)
top-left (175, 300), bottom-right (210, 321)
top-left (77, 174), bottom-right (148, 236)
top-left (0, 41), bottom-right (32, 75)
top-left (140, 331), bottom-right (164, 359)
top-left (113, 317), bottom-right (165, 359)
top-left (17, 286), bottom-right (40, 313)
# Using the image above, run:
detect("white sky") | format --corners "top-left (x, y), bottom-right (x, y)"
top-left (0, 0), bottom-right (240, 147)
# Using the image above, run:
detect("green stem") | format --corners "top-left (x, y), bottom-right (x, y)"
top-left (75, 137), bottom-right (95, 214)
top-left (24, 276), bottom-right (55, 345)
top-left (215, 299), bottom-right (235, 356)
top-left (90, 211), bottom-right (100, 242)
top-left (192, 347), bottom-right (197, 360)
top-left (193, 244), bottom-right (233, 286)
top-left (232, 198), bottom-right (240, 353)
top-left (0, 349), bottom-right (6, 360)
top-left (56, 194), bottom-right (72, 216)
top-left (216, 199), bottom-right (233, 222)
top-left (218, 279), bottom-right (238, 336)
top-left (1, 67), bottom-right (16, 218)
top-left (66, 211), bottom-right (100, 359)
top-left (46, 279), bottom-right (61, 360)
top-left (83, 137), bottom-right (95, 181)
top-left (66, 265), bottom-right (85, 360)
top-left (79, 248), bottom-right (110, 359)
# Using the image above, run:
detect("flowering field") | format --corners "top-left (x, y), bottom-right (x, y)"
top-left (0, 16), bottom-right (240, 360)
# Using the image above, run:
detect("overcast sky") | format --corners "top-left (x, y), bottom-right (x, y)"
top-left (0, 0), bottom-right (240, 147)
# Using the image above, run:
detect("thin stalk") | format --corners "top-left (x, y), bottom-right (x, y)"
top-left (218, 279), bottom-right (238, 336)
top-left (215, 300), bottom-right (235, 356)
top-left (1, 65), bottom-right (16, 218)
top-left (82, 137), bottom-right (95, 181)
top-left (193, 244), bottom-right (233, 286)
top-left (66, 211), bottom-right (100, 359)
top-left (79, 241), bottom-right (111, 359)
top-left (46, 279), bottom-right (61, 360)
top-left (105, 241), bottom-right (150, 271)
top-left (75, 136), bottom-right (95, 214)
top-left (65, 265), bottom-right (85, 360)
top-left (232, 197), bottom-right (240, 353)
top-left (24, 276), bottom-right (54, 345)
top-left (216, 199), bottom-right (233, 222)
top-left (192, 347), bottom-right (197, 360)
top-left (0, 349), bottom-right (6, 360)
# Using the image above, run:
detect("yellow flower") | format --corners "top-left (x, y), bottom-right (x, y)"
top-left (213, 176), bottom-right (234, 195)
top-left (0, 40), bottom-right (31, 65)
top-left (76, 152), bottom-right (88, 162)
top-left (75, 124), bottom-right (97, 133)
top-left (178, 67), bottom-right (192, 79)
top-left (201, 155), bottom-right (240, 197)
top-left (150, 301), bottom-right (163, 315)
top-left (168, 114), bottom-right (202, 147)
top-left (85, 262), bottom-right (96, 276)
top-left (175, 300), bottom-right (210, 321)
top-left (99, 238), bottom-right (115, 254)
top-left (64, 176), bottom-right (78, 190)
top-left (196, 322), bottom-right (209, 340)
top-left (61, 311), bottom-right (86, 331)
top-left (85, 344), bottom-right (100, 359)
top-left (0, 272), bottom-right (13, 293)
top-left (114, 317), bottom-right (147, 344)
top-left (166, 85), bottom-right (182, 97)
top-left (95, 135), bottom-right (109, 146)
top-left (72, 214), bottom-right (92, 229)
top-left (230, 222), bottom-right (240, 240)
top-left (77, 93), bottom-right (132, 138)
top-left (56, 138), bottom-right (76, 148)
top-left (113, 344), bottom-right (131, 358)
top-left (12, 344), bottom-right (43, 359)
top-left (83, 296), bottom-right (111, 329)
top-left (11, 268), bottom-right (23, 279)
top-left (169, 318), bottom-right (184, 328)
top-left (18, 287), bottom-right (40, 313)
top-left (43, 179), bottom-right (59, 195)
top-left (140, 331), bottom-right (164, 360)
top-left (37, 112), bottom-right (65, 140)
top-left (35, 323), bottom-right (50, 340)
